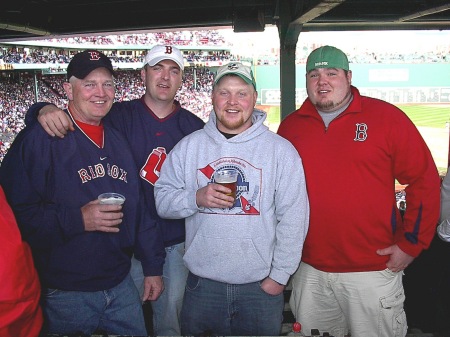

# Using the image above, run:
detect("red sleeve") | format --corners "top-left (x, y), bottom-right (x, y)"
top-left (0, 186), bottom-right (43, 337)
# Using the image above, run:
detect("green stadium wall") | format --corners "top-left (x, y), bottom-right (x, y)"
top-left (254, 64), bottom-right (450, 105)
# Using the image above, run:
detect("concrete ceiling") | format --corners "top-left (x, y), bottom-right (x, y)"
top-left (1, 0), bottom-right (450, 42)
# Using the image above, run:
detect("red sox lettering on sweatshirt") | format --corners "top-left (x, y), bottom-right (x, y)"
top-left (78, 162), bottom-right (128, 183)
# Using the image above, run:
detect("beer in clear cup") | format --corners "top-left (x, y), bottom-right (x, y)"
top-left (98, 192), bottom-right (126, 205)
top-left (214, 169), bottom-right (238, 199)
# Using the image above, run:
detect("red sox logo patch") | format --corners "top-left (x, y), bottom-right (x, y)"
top-left (354, 123), bottom-right (368, 141)
top-left (140, 147), bottom-right (167, 185)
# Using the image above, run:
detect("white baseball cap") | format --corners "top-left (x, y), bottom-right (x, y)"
top-left (214, 62), bottom-right (256, 89)
top-left (144, 45), bottom-right (184, 70)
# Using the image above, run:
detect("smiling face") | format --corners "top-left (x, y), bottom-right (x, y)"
top-left (141, 59), bottom-right (182, 104)
top-left (212, 74), bottom-right (258, 134)
top-left (306, 67), bottom-right (352, 112)
top-left (64, 67), bottom-right (115, 125)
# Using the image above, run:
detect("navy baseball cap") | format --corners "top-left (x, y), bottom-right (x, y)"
top-left (67, 50), bottom-right (115, 80)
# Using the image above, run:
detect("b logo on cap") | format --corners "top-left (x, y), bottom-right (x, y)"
top-left (88, 51), bottom-right (101, 61)
top-left (164, 46), bottom-right (173, 55)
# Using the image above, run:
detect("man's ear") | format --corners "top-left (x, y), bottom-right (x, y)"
top-left (140, 67), bottom-right (146, 83)
top-left (63, 82), bottom-right (74, 100)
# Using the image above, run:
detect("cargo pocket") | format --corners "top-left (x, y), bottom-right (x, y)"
top-left (394, 308), bottom-right (407, 337)
top-left (380, 286), bottom-right (407, 337)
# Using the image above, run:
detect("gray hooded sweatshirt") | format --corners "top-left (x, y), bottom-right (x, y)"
top-left (154, 109), bottom-right (309, 285)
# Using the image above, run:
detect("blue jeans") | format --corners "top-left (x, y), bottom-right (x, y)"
top-left (130, 242), bottom-right (188, 335)
top-left (41, 273), bottom-right (147, 335)
top-left (181, 272), bottom-right (284, 336)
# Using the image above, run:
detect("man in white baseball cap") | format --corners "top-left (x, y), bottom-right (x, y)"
top-left (144, 44), bottom-right (185, 70)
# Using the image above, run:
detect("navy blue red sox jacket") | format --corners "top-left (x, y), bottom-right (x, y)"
top-left (0, 113), bottom-right (165, 291)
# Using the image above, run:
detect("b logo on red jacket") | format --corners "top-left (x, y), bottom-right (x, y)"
top-left (140, 147), bottom-right (167, 185)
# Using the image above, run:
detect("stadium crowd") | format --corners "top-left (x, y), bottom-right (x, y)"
top-left (3, 45), bottom-right (448, 66)
top-left (0, 30), bottom-right (233, 66)
top-left (42, 30), bottom-right (229, 47)
top-left (0, 48), bottom-right (234, 66)
top-left (2, 30), bottom-right (449, 66)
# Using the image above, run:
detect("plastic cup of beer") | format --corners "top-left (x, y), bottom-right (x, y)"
top-left (214, 169), bottom-right (238, 199)
top-left (98, 193), bottom-right (125, 228)
top-left (98, 192), bottom-right (126, 205)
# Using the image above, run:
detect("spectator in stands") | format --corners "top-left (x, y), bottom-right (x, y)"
top-left (0, 50), bottom-right (164, 335)
top-left (27, 45), bottom-right (205, 336)
top-left (278, 45), bottom-right (440, 337)
top-left (0, 185), bottom-right (43, 337)
top-left (154, 62), bottom-right (309, 336)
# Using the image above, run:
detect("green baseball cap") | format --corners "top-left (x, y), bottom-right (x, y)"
top-left (215, 62), bottom-right (257, 90)
top-left (306, 45), bottom-right (349, 72)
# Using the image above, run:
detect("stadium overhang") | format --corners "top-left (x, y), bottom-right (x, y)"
top-left (1, 1), bottom-right (450, 42)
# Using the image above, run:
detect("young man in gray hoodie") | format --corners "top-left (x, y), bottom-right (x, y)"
top-left (154, 62), bottom-right (310, 336)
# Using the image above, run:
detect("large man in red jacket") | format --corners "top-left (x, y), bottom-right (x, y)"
top-left (278, 45), bottom-right (440, 337)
